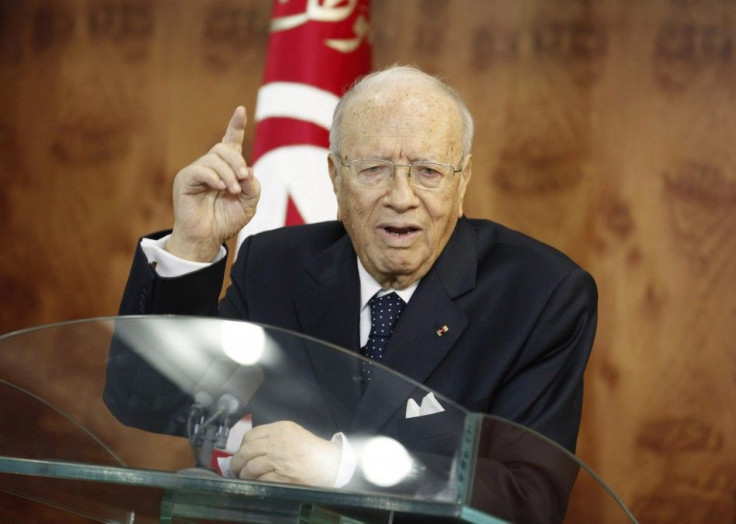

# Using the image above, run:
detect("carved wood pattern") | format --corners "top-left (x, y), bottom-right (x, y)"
top-left (1, 0), bottom-right (734, 521)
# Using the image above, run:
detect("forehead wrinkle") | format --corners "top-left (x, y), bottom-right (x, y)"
top-left (339, 88), bottom-right (464, 162)
top-left (342, 127), bottom-right (425, 141)
top-left (343, 133), bottom-right (439, 162)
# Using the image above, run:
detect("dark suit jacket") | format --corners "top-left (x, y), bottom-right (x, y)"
top-left (106, 216), bottom-right (597, 522)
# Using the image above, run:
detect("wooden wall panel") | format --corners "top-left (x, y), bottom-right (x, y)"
top-left (1, 0), bottom-right (735, 521)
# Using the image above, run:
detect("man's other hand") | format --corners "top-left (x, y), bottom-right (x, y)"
top-left (230, 421), bottom-right (341, 488)
top-left (167, 106), bottom-right (260, 262)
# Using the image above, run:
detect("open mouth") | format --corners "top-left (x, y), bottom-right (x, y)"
top-left (384, 226), bottom-right (419, 236)
top-left (380, 225), bottom-right (421, 246)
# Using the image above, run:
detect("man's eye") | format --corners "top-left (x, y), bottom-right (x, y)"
top-left (415, 165), bottom-right (442, 178)
top-left (359, 164), bottom-right (390, 176)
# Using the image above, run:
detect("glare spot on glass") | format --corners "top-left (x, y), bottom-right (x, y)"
top-left (360, 436), bottom-right (413, 487)
top-left (221, 321), bottom-right (266, 365)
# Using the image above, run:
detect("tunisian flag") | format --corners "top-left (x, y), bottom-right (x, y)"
top-left (237, 0), bottom-right (372, 247)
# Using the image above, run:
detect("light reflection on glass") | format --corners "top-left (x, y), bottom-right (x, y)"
top-left (221, 321), bottom-right (266, 365)
top-left (359, 436), bottom-right (413, 487)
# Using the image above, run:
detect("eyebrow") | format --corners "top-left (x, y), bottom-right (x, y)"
top-left (354, 155), bottom-right (444, 164)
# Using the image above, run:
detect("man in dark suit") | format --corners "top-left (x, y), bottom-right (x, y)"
top-left (107, 65), bottom-right (596, 518)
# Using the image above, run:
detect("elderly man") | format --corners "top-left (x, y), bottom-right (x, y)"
top-left (107, 65), bottom-right (597, 517)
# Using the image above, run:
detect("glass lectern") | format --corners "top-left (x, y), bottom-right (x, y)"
top-left (0, 316), bottom-right (636, 523)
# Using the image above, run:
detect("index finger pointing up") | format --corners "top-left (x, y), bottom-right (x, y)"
top-left (222, 105), bottom-right (247, 152)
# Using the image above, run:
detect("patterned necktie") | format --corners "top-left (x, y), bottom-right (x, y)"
top-left (360, 292), bottom-right (406, 389)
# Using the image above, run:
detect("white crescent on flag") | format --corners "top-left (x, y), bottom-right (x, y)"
top-left (237, 0), bottom-right (372, 250)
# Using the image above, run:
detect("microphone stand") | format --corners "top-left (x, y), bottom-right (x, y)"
top-left (179, 404), bottom-right (229, 478)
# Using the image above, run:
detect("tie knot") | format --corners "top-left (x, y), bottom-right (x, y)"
top-left (368, 292), bottom-right (406, 338)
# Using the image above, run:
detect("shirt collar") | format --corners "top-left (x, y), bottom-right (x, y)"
top-left (357, 257), bottom-right (419, 310)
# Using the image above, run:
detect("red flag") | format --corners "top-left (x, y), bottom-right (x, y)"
top-left (238, 0), bottom-right (372, 245)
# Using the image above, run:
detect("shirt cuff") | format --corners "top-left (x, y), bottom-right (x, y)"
top-left (331, 432), bottom-right (357, 488)
top-left (141, 235), bottom-right (226, 278)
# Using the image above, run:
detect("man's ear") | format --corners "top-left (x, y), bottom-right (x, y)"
top-left (457, 154), bottom-right (472, 217)
top-left (327, 155), bottom-right (343, 221)
top-left (328, 154), bottom-right (339, 192)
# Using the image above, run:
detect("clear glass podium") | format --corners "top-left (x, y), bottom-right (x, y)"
top-left (0, 316), bottom-right (636, 523)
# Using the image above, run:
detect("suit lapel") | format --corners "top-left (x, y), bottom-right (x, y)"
top-left (350, 218), bottom-right (477, 434)
top-left (294, 235), bottom-right (362, 430)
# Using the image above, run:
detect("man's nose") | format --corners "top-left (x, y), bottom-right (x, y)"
top-left (384, 165), bottom-right (418, 209)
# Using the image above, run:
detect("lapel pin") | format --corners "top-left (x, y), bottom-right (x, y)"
top-left (436, 325), bottom-right (449, 337)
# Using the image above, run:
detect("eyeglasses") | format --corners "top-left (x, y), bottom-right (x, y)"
top-left (336, 157), bottom-right (463, 191)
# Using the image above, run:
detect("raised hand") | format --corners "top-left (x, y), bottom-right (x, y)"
top-left (166, 106), bottom-right (260, 262)
top-left (230, 421), bottom-right (342, 488)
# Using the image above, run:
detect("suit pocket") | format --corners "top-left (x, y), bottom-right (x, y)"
top-left (391, 407), bottom-right (467, 455)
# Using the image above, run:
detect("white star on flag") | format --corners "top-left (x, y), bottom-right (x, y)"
top-left (237, 0), bottom-right (372, 250)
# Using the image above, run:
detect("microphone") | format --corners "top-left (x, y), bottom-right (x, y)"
top-left (185, 360), bottom-right (264, 472)
top-left (215, 365), bottom-right (265, 418)
top-left (192, 358), bottom-right (237, 411)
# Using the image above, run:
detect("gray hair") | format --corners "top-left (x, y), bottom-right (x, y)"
top-left (329, 65), bottom-right (474, 158)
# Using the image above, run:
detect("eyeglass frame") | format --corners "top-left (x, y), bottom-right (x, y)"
top-left (333, 155), bottom-right (466, 191)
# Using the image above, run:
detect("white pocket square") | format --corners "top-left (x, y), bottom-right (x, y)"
top-left (405, 392), bottom-right (445, 419)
